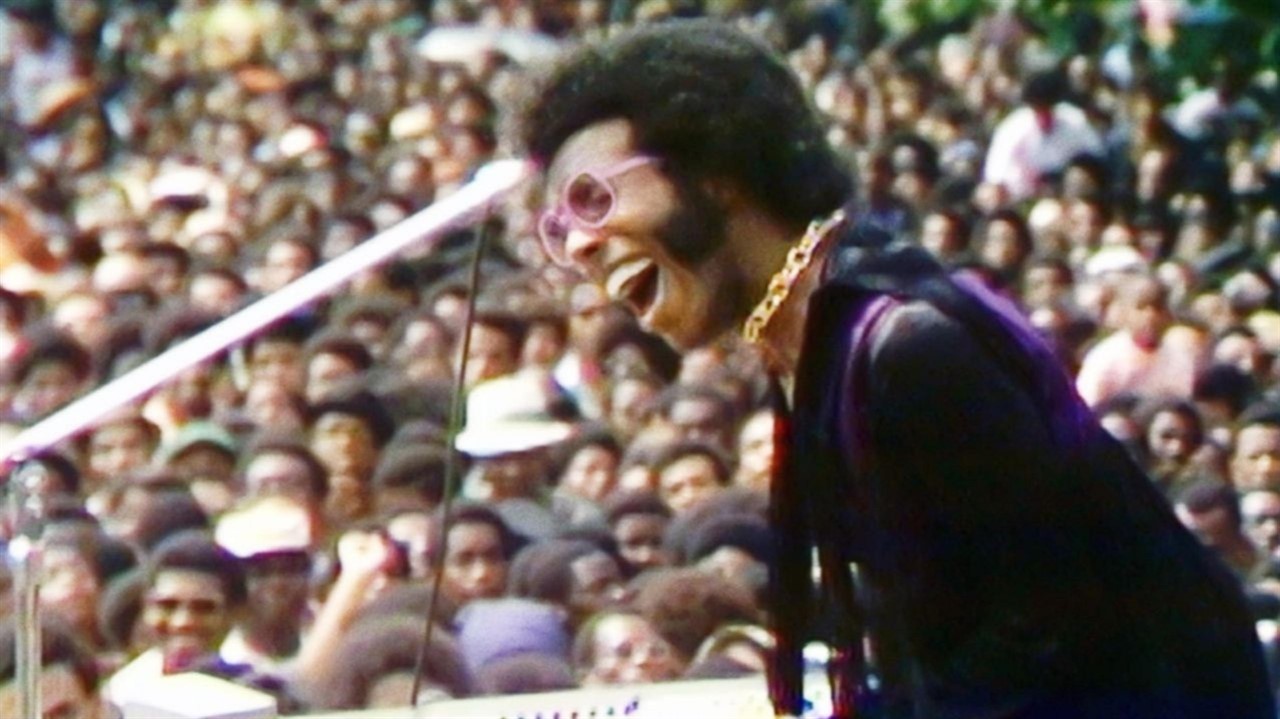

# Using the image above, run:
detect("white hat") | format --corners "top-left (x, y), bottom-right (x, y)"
top-left (119, 672), bottom-right (275, 719)
top-left (148, 166), bottom-right (218, 205)
top-left (389, 103), bottom-right (437, 141)
top-left (454, 373), bottom-right (576, 458)
top-left (1084, 245), bottom-right (1148, 278)
top-left (214, 495), bottom-right (314, 559)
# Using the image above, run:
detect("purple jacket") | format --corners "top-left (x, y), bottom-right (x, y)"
top-left (768, 226), bottom-right (1271, 719)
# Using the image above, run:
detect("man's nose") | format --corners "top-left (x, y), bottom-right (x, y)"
top-left (564, 227), bottom-right (605, 268)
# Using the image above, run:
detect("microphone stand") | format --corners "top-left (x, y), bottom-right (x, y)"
top-left (7, 461), bottom-right (48, 719)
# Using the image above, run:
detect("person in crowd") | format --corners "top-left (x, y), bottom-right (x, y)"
top-left (630, 566), bottom-right (762, 666)
top-left (302, 330), bottom-right (376, 405)
top-left (79, 410), bottom-right (160, 496)
top-left (553, 283), bottom-right (618, 417)
top-left (1243, 488), bottom-right (1280, 561)
top-left (306, 385), bottom-right (396, 526)
top-left (5, 327), bottom-right (93, 423)
top-left (104, 531), bottom-right (248, 709)
top-left (369, 441), bottom-right (448, 516)
top-left (156, 420), bottom-right (241, 517)
top-left (277, 523), bottom-right (404, 689)
top-left (732, 407), bottom-right (775, 493)
top-left (239, 433), bottom-right (329, 537)
top-left (430, 503), bottom-right (519, 612)
top-left (463, 306), bottom-right (526, 390)
top-left (652, 440), bottom-right (732, 516)
top-left (1175, 479), bottom-right (1261, 579)
top-left (654, 384), bottom-right (739, 453)
top-left (973, 208), bottom-right (1035, 286)
top-left (983, 68), bottom-right (1105, 202)
top-left (187, 265), bottom-right (250, 317)
top-left (454, 371), bottom-right (577, 504)
top-left (604, 370), bottom-right (664, 442)
top-left (330, 294), bottom-right (413, 362)
top-left (0, 618), bottom-right (107, 719)
top-left (572, 610), bottom-right (685, 686)
top-left (917, 207), bottom-right (971, 267)
top-left (38, 533), bottom-right (109, 651)
top-left (1076, 273), bottom-right (1207, 406)
top-left (305, 614), bottom-right (470, 709)
top-left (1136, 396), bottom-right (1207, 498)
top-left (1232, 403), bottom-right (1280, 493)
top-left (243, 318), bottom-right (313, 396)
top-left (1213, 325), bottom-right (1272, 387)
top-left (854, 148), bottom-right (917, 240)
top-left (1194, 363), bottom-right (1258, 443)
top-left (386, 309), bottom-right (456, 384)
top-left (249, 235), bottom-right (316, 296)
top-left (96, 471), bottom-right (210, 552)
top-left (508, 538), bottom-right (628, 630)
top-left (97, 567), bottom-right (148, 666)
top-left (214, 495), bottom-right (316, 676)
top-left (472, 651), bottom-right (578, 695)
top-left (551, 424), bottom-right (621, 506)
top-left (685, 512), bottom-right (772, 602)
top-left (518, 300), bottom-right (571, 373)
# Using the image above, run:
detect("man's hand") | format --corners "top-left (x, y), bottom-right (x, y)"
top-left (335, 529), bottom-right (396, 580)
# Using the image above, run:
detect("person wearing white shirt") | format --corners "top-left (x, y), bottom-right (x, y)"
top-left (983, 70), bottom-right (1104, 202)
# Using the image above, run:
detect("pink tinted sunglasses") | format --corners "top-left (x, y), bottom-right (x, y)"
top-left (537, 155), bottom-right (658, 267)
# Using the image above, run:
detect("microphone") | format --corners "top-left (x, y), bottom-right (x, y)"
top-left (0, 159), bottom-right (536, 473)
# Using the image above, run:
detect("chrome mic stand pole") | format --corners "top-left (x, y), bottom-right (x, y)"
top-left (7, 461), bottom-right (48, 719)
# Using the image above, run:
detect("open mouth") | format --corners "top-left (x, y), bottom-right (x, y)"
top-left (606, 261), bottom-right (660, 319)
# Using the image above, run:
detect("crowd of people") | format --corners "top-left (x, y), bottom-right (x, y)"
top-left (0, 0), bottom-right (1277, 716)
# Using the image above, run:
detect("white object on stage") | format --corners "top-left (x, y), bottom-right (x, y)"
top-left (280, 674), bottom-right (831, 719)
top-left (121, 672), bottom-right (276, 719)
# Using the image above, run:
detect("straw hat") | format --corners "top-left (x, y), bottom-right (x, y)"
top-left (454, 373), bottom-right (575, 458)
top-left (214, 495), bottom-right (314, 559)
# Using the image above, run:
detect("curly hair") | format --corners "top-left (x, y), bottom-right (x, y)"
top-left (146, 530), bottom-right (246, 607)
top-left (507, 538), bottom-right (602, 605)
top-left (630, 566), bottom-right (760, 660)
top-left (308, 614), bottom-right (470, 709)
top-left (520, 20), bottom-right (852, 238)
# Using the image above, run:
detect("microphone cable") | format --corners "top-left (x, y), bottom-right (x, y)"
top-left (410, 218), bottom-right (494, 706)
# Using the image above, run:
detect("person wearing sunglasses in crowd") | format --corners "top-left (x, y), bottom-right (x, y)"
top-left (518, 20), bottom-right (1271, 719)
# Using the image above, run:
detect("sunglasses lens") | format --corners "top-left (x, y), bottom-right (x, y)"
top-left (566, 173), bottom-right (614, 224)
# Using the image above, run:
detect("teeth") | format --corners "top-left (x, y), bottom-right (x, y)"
top-left (605, 259), bottom-right (655, 303)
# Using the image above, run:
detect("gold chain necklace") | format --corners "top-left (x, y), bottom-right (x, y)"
top-left (741, 209), bottom-right (846, 344)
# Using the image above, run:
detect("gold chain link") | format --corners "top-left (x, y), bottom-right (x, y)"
top-left (741, 209), bottom-right (846, 344)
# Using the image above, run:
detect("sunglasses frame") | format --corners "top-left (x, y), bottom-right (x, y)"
top-left (537, 155), bottom-right (659, 267)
